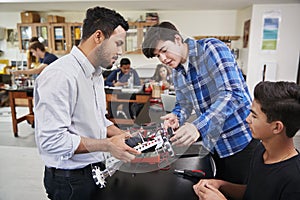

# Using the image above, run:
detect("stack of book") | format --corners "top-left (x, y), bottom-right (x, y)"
top-left (54, 27), bottom-right (64, 39)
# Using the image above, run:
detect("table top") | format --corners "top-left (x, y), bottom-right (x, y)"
top-left (5, 87), bottom-right (33, 96)
top-left (105, 86), bottom-right (151, 95)
top-left (96, 154), bottom-right (214, 200)
top-left (5, 86), bottom-right (33, 92)
top-left (5, 86), bottom-right (152, 96)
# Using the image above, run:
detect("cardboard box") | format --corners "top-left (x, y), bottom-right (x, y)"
top-left (21, 11), bottom-right (40, 23)
top-left (47, 15), bottom-right (65, 23)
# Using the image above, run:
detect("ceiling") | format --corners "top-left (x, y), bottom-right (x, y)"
top-left (0, 0), bottom-right (299, 12)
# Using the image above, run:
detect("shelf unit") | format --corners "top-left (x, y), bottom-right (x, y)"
top-left (50, 23), bottom-right (67, 54)
top-left (17, 22), bottom-right (82, 55)
top-left (50, 22), bottom-right (82, 54)
top-left (17, 23), bottom-right (51, 51)
top-left (193, 35), bottom-right (240, 41)
top-left (125, 21), bottom-right (158, 54)
top-left (193, 35), bottom-right (241, 49)
top-left (17, 21), bottom-right (159, 55)
top-left (67, 23), bottom-right (82, 52)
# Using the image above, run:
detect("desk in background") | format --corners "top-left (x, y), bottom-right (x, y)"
top-left (6, 87), bottom-right (34, 137)
top-left (7, 87), bottom-right (152, 136)
top-left (105, 88), bottom-right (152, 127)
top-left (6, 87), bottom-right (167, 136)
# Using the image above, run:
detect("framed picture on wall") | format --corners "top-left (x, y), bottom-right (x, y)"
top-left (7, 29), bottom-right (18, 42)
top-left (261, 10), bottom-right (281, 51)
top-left (243, 19), bottom-right (250, 48)
top-left (6, 29), bottom-right (18, 48)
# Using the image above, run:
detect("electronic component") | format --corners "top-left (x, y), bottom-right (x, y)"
top-left (92, 123), bottom-right (175, 188)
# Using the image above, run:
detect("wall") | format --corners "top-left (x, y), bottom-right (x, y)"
top-left (235, 6), bottom-right (252, 74)
top-left (246, 4), bottom-right (300, 95)
top-left (0, 12), bottom-right (24, 65)
top-left (121, 10), bottom-right (238, 69)
top-left (1, 5), bottom-right (299, 84)
top-left (0, 11), bottom-right (85, 64)
top-left (0, 10), bottom-right (238, 69)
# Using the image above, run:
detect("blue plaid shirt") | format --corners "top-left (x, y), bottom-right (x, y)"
top-left (172, 38), bottom-right (252, 158)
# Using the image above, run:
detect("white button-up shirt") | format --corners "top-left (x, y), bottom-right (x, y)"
top-left (34, 46), bottom-right (113, 169)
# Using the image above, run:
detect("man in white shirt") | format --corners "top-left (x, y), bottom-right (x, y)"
top-left (34, 6), bottom-right (139, 200)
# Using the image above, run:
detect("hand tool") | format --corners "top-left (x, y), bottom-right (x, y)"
top-left (174, 169), bottom-right (206, 178)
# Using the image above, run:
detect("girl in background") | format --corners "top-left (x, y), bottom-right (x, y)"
top-left (151, 64), bottom-right (174, 90)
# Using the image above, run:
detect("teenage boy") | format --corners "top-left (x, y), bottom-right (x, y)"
top-left (142, 21), bottom-right (258, 184)
top-left (105, 57), bottom-right (140, 87)
top-left (193, 81), bottom-right (300, 200)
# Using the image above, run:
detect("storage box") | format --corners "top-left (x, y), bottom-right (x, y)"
top-left (47, 15), bottom-right (65, 23)
top-left (21, 11), bottom-right (40, 23)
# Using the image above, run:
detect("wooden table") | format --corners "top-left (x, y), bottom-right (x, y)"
top-left (6, 87), bottom-right (34, 137)
top-left (105, 88), bottom-right (151, 126)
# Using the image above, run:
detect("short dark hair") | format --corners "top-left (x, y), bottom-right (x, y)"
top-left (29, 37), bottom-right (39, 43)
top-left (120, 58), bottom-right (131, 66)
top-left (29, 42), bottom-right (45, 52)
top-left (254, 81), bottom-right (300, 137)
top-left (142, 21), bottom-right (181, 58)
top-left (81, 6), bottom-right (129, 41)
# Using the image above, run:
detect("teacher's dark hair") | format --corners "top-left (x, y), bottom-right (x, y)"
top-left (81, 6), bottom-right (129, 41)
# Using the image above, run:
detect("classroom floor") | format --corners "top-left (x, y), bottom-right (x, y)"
top-left (0, 119), bottom-right (46, 199)
top-left (0, 106), bottom-right (299, 200)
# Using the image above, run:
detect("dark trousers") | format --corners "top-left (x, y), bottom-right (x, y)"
top-left (212, 139), bottom-right (260, 184)
top-left (44, 164), bottom-right (104, 200)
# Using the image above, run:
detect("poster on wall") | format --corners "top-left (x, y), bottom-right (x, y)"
top-left (6, 29), bottom-right (19, 48)
top-left (261, 10), bottom-right (281, 51)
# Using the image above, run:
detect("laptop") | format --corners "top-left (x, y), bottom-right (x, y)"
top-left (160, 93), bottom-right (176, 112)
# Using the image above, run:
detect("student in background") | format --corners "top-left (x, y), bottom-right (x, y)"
top-left (142, 21), bottom-right (258, 184)
top-left (13, 41), bottom-right (58, 76)
top-left (105, 58), bottom-right (142, 121)
top-left (193, 81), bottom-right (300, 200)
top-left (26, 37), bottom-right (40, 69)
top-left (151, 64), bottom-right (174, 91)
top-left (105, 57), bottom-right (140, 87)
top-left (105, 58), bottom-right (143, 120)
